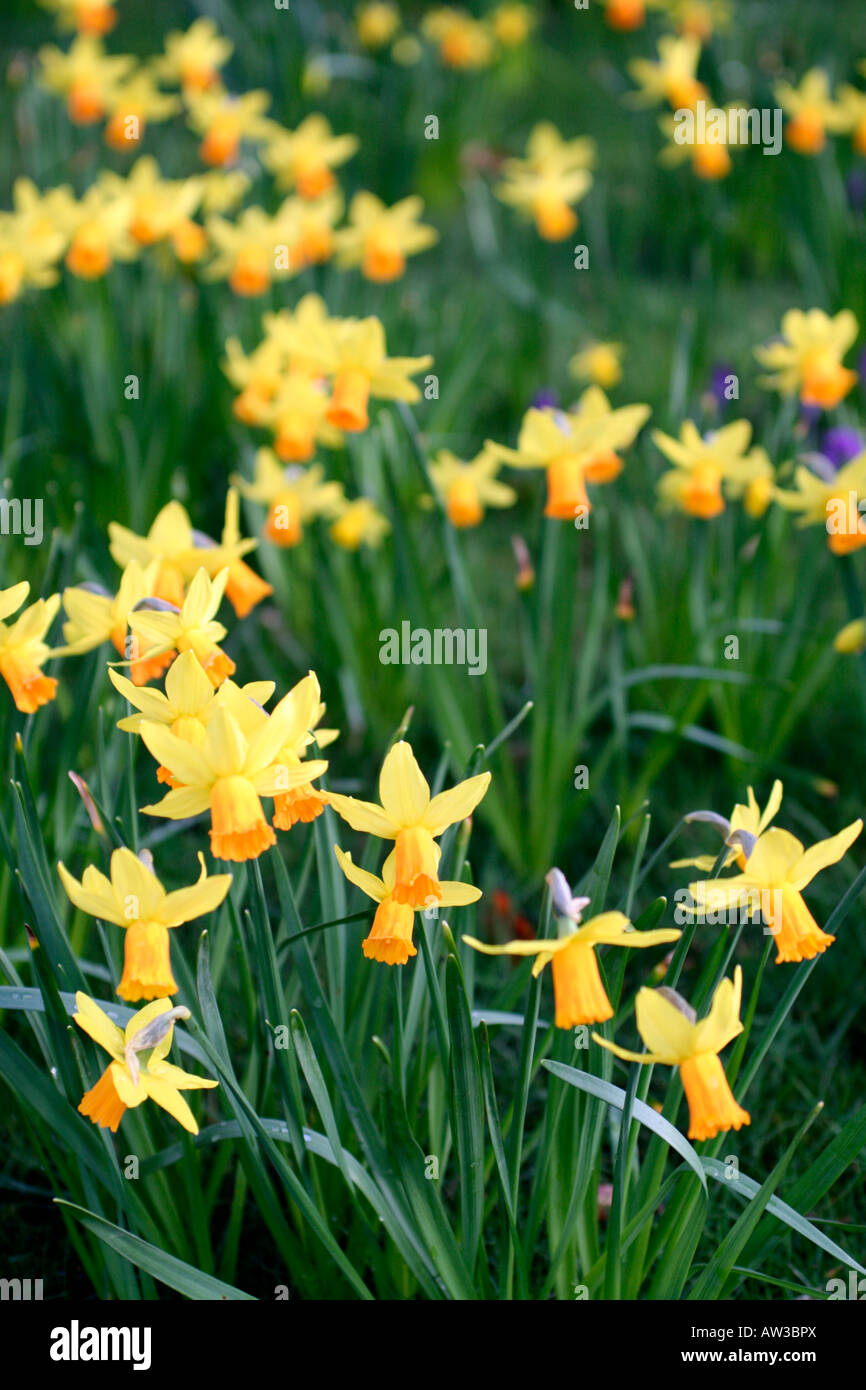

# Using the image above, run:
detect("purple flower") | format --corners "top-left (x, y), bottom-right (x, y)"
top-left (531, 388), bottom-right (558, 410)
top-left (821, 426), bottom-right (864, 468)
top-left (847, 170), bottom-right (866, 213)
top-left (707, 363), bottom-right (737, 408)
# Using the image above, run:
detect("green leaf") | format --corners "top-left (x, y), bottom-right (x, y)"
top-left (445, 952), bottom-right (485, 1273)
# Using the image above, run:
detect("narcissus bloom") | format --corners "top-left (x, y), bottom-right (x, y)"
top-left (657, 106), bottom-right (743, 180)
top-left (108, 495), bottom-right (262, 613)
top-left (837, 85), bottom-right (866, 157)
top-left (38, 36), bottom-right (135, 124)
top-left (263, 115), bottom-right (358, 198)
top-left (140, 689), bottom-right (328, 862)
top-left (337, 845), bottom-right (480, 964)
top-left (54, 184), bottom-right (138, 279)
top-left (333, 193), bottom-right (438, 282)
top-left (269, 671), bottom-right (336, 831)
top-left (495, 123), bottom-right (594, 240)
top-left (356, 3), bottom-right (401, 49)
top-left (834, 618), bottom-right (866, 654)
top-left (59, 848), bottom-right (231, 1000)
top-left (421, 8), bottom-right (494, 69)
top-left (491, 3), bottom-right (535, 46)
top-left (0, 583), bottom-right (60, 713)
top-left (654, 419), bottom-right (765, 519)
top-left (38, 0), bottom-right (118, 37)
top-left (100, 159), bottom-right (202, 247)
top-left (55, 560), bottom-right (171, 686)
top-left (428, 447), bottom-right (517, 527)
top-left (128, 568), bottom-right (236, 687)
top-left (109, 649), bottom-right (274, 787)
top-left (773, 450), bottom-right (866, 555)
top-left (327, 740), bottom-right (490, 907)
top-left (775, 69), bottom-right (849, 155)
top-left (0, 180), bottom-right (69, 303)
top-left (487, 399), bottom-right (649, 519)
top-left (602, 0), bottom-right (664, 31)
top-left (687, 819), bottom-right (862, 963)
top-left (465, 867), bottom-right (680, 1028)
top-left (232, 452), bottom-right (344, 547)
top-left (672, 780), bottom-right (783, 874)
top-left (329, 497), bottom-right (391, 550)
top-left (569, 342), bottom-right (624, 390)
top-left (594, 968), bottom-right (750, 1141)
top-left (278, 192), bottom-right (343, 270)
top-left (73, 993), bottom-right (217, 1133)
top-left (204, 205), bottom-right (295, 296)
top-left (102, 69), bottom-right (180, 150)
top-left (186, 89), bottom-right (271, 167)
top-left (665, 0), bottom-right (730, 40)
top-left (155, 18), bottom-right (233, 93)
top-left (754, 309), bottom-right (858, 411)
top-left (627, 36), bottom-right (707, 110)
top-left (261, 373), bottom-right (342, 462)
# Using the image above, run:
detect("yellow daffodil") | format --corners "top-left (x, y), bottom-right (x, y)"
top-left (99, 159), bottom-right (203, 247)
top-left (569, 342), bottom-right (624, 390)
top-left (52, 184), bottom-right (137, 279)
top-left (199, 168), bottom-right (250, 215)
top-left (834, 618), bottom-right (866, 654)
top-left (754, 308), bottom-right (858, 411)
top-left (258, 373), bottom-right (342, 461)
top-left (204, 205), bottom-right (295, 296)
top-left (603, 0), bottom-right (665, 31)
top-left (428, 447), bottom-right (517, 527)
top-left (337, 845), bottom-right (481, 965)
top-left (495, 123), bottom-right (595, 241)
top-left (223, 334), bottom-right (287, 424)
top-left (186, 89), bottom-right (271, 167)
top-left (672, 780), bottom-right (783, 873)
top-left (837, 85), bottom-right (866, 156)
top-left (38, 0), bottom-right (118, 37)
top-left (664, 0), bottom-right (730, 40)
top-left (333, 192), bottom-right (438, 282)
top-left (260, 294), bottom-right (339, 375)
top-left (232, 452), bottom-right (344, 547)
top-left (0, 582), bottom-right (60, 713)
top-left (102, 68), bottom-right (180, 150)
top-left (465, 867), bottom-right (680, 1028)
top-left (38, 35), bottom-right (135, 124)
top-left (775, 69), bottom-right (849, 155)
top-left (139, 685), bottom-right (328, 862)
top-left (329, 496), bottom-right (391, 550)
top-left (487, 399), bottom-right (649, 520)
top-left (594, 968), bottom-right (750, 1141)
top-left (277, 191), bottom-right (343, 271)
top-left (653, 419), bottom-right (761, 519)
top-left (421, 8), bottom-right (494, 69)
top-left (0, 181), bottom-right (68, 303)
top-left (108, 496), bottom-right (262, 613)
top-left (127, 567), bottom-right (235, 688)
top-left (109, 649), bottom-right (275, 787)
top-left (263, 115), bottom-right (358, 199)
top-left (774, 451), bottom-right (866, 555)
top-left (59, 848), bottom-right (231, 1001)
top-left (271, 672), bottom-right (336, 831)
top-left (492, 4), bottom-right (535, 46)
top-left (73, 992), bottom-right (217, 1133)
top-left (219, 489), bottom-right (275, 618)
top-left (327, 740), bottom-right (490, 908)
top-left (55, 559), bottom-right (172, 686)
top-left (657, 105), bottom-right (744, 180)
top-left (688, 819), bottom-right (862, 963)
top-left (628, 36), bottom-right (706, 110)
top-left (155, 18), bottom-right (233, 93)
top-left (356, 3), bottom-right (401, 49)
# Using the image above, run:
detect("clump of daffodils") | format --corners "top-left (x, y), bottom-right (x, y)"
top-left (495, 123), bottom-right (595, 241)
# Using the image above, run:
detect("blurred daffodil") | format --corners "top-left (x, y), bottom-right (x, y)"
top-left (428, 447), bottom-right (517, 527)
top-left (232, 452), bottom-right (343, 547)
top-left (775, 69), bottom-right (849, 155)
top-left (329, 497), bottom-right (391, 550)
top-left (334, 193), bottom-right (438, 282)
top-left (754, 308), bottom-right (858, 410)
top-left (38, 35), bottom-right (135, 124)
top-left (263, 115), bottom-right (358, 199)
top-left (0, 582), bottom-right (60, 713)
top-left (569, 342), bottom-right (624, 390)
top-left (155, 18), bottom-right (232, 93)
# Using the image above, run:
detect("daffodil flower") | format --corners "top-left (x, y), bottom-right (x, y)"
top-left (327, 740), bottom-right (490, 907)
top-left (268, 672), bottom-right (336, 831)
top-left (687, 819), bottom-right (862, 963)
top-left (109, 496), bottom-right (262, 612)
top-left (73, 993), bottom-right (217, 1133)
top-left (653, 418), bottom-right (761, 519)
top-left (109, 649), bottom-right (274, 787)
top-left (100, 158), bottom-right (202, 246)
top-left (0, 180), bottom-right (68, 304)
top-left (671, 780), bottom-right (783, 873)
top-left (0, 582), bottom-right (60, 713)
top-left (128, 567), bottom-right (235, 687)
top-left (139, 685), bottom-right (328, 862)
top-left (666, 0), bottom-right (730, 40)
top-left (55, 560), bottom-right (170, 685)
top-left (329, 497), bottom-right (391, 550)
top-left (569, 342), bottom-right (624, 390)
top-left (232, 452), bottom-right (344, 547)
top-left (38, 35), bottom-right (135, 125)
top-left (53, 183), bottom-right (138, 279)
top-left (495, 122), bottom-right (594, 241)
top-left (774, 450), bottom-right (866, 555)
top-left (465, 866), bottom-right (680, 1028)
top-left (155, 18), bottom-right (233, 93)
top-left (334, 192), bottom-right (438, 282)
top-left (428, 447), bottom-right (517, 527)
top-left (627, 35), bottom-right (707, 111)
top-left (602, 0), bottom-right (665, 32)
top-left (261, 372), bottom-right (342, 462)
top-left (356, 2), bottom-right (401, 49)
top-left (277, 191), bottom-right (344, 270)
top-left (837, 84), bottom-right (866, 157)
top-left (421, 8), bottom-right (494, 69)
top-left (59, 848), bottom-right (231, 1000)
top-left (38, 0), bottom-right (119, 39)
top-left (593, 968), bottom-right (750, 1141)
top-left (491, 3), bottom-right (536, 46)
top-left (775, 69), bottom-right (849, 155)
top-left (102, 69), bottom-right (180, 150)
top-left (336, 845), bottom-right (481, 964)
top-left (262, 114), bottom-right (358, 199)
top-left (754, 308), bottom-right (858, 411)
top-left (186, 89), bottom-right (272, 167)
